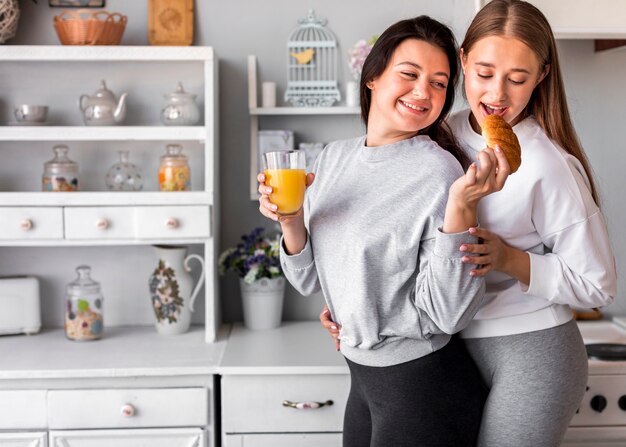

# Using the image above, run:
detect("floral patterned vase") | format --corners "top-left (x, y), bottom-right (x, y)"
top-left (149, 245), bottom-right (205, 335)
top-left (239, 277), bottom-right (286, 330)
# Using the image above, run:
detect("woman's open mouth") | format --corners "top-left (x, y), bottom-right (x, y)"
top-left (481, 103), bottom-right (507, 116)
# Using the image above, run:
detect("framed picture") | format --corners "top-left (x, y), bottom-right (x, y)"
top-left (49, 0), bottom-right (105, 7)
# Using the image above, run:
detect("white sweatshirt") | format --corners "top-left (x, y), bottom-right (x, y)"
top-left (448, 110), bottom-right (616, 338)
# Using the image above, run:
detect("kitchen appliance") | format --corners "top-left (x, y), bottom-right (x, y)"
top-left (0, 276), bottom-right (41, 335)
top-left (562, 318), bottom-right (626, 445)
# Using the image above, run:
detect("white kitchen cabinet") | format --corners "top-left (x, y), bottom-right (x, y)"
top-left (0, 432), bottom-right (47, 447)
top-left (247, 55), bottom-right (361, 199)
top-left (477, 0), bottom-right (626, 39)
top-left (0, 45), bottom-right (219, 342)
top-left (49, 428), bottom-right (205, 447)
top-left (220, 322), bottom-right (350, 445)
top-left (0, 45), bottom-right (220, 445)
top-left (0, 326), bottom-right (226, 447)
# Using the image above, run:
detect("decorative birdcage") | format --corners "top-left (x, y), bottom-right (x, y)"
top-left (0, 0), bottom-right (20, 44)
top-left (285, 10), bottom-right (341, 107)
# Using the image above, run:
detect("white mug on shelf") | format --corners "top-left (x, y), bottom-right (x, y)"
top-left (262, 82), bottom-right (277, 108)
top-left (346, 81), bottom-right (359, 107)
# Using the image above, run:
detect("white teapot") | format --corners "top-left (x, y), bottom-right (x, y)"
top-left (79, 80), bottom-right (128, 126)
top-left (161, 82), bottom-right (200, 126)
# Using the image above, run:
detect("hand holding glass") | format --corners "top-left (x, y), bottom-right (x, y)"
top-left (263, 150), bottom-right (306, 216)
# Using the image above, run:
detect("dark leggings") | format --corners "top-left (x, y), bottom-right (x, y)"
top-left (343, 336), bottom-right (486, 447)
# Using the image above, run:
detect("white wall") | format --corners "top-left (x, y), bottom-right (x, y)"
top-left (9, 0), bottom-right (626, 324)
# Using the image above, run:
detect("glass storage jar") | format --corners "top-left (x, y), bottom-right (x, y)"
top-left (105, 150), bottom-right (143, 191)
top-left (42, 145), bottom-right (79, 192)
top-left (65, 265), bottom-right (104, 341)
top-left (158, 144), bottom-right (191, 191)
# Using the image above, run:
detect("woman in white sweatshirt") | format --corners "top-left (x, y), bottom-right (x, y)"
top-left (321, 1), bottom-right (616, 446)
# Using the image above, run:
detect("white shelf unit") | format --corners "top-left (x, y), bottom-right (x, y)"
top-left (0, 46), bottom-right (220, 343)
top-left (247, 55), bottom-right (360, 199)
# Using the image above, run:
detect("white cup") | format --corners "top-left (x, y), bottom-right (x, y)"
top-left (262, 82), bottom-right (277, 108)
top-left (346, 81), bottom-right (359, 107)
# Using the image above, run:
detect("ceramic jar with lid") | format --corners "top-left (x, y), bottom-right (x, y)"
top-left (42, 145), bottom-right (79, 192)
top-left (65, 265), bottom-right (104, 341)
top-left (158, 144), bottom-right (191, 191)
top-left (161, 81), bottom-right (200, 126)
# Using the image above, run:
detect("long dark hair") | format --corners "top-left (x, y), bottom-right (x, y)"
top-left (462, 0), bottom-right (598, 203)
top-left (360, 16), bottom-right (470, 169)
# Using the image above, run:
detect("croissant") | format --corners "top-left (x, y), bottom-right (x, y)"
top-left (481, 114), bottom-right (521, 173)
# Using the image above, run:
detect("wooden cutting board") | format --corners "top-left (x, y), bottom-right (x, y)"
top-left (148, 0), bottom-right (194, 46)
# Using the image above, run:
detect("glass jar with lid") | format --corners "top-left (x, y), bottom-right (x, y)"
top-left (65, 265), bottom-right (104, 341)
top-left (158, 144), bottom-right (191, 191)
top-left (42, 145), bottom-right (79, 192)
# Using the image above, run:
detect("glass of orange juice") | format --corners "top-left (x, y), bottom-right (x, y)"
top-left (263, 150), bottom-right (306, 216)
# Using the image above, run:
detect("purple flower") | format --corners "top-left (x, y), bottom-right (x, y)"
top-left (218, 227), bottom-right (283, 282)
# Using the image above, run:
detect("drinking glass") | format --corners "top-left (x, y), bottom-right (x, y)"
top-left (263, 150), bottom-right (306, 216)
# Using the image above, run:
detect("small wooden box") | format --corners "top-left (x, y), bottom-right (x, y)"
top-left (148, 0), bottom-right (194, 46)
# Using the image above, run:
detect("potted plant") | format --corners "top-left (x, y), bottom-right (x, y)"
top-left (219, 227), bottom-right (285, 330)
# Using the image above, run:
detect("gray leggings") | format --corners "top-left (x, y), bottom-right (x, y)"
top-left (463, 320), bottom-right (588, 447)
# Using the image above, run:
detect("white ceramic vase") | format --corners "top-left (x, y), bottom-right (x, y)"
top-left (239, 277), bottom-right (286, 330)
top-left (149, 245), bottom-right (205, 335)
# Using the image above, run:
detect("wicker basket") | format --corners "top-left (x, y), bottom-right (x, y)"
top-left (53, 10), bottom-right (127, 46)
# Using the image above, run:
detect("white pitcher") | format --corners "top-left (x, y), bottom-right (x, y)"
top-left (149, 245), bottom-right (205, 335)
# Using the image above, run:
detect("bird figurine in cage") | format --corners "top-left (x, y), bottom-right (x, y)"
top-left (285, 10), bottom-right (341, 107)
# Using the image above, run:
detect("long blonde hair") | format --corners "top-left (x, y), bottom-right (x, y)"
top-left (462, 0), bottom-right (598, 203)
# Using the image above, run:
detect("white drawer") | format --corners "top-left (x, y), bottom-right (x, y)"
top-left (65, 207), bottom-right (136, 239)
top-left (48, 387), bottom-right (209, 429)
top-left (0, 207), bottom-right (63, 240)
top-left (225, 433), bottom-right (342, 447)
top-left (136, 206), bottom-right (210, 239)
top-left (64, 206), bottom-right (210, 240)
top-left (0, 432), bottom-right (47, 447)
top-left (50, 428), bottom-right (205, 447)
top-left (222, 375), bottom-right (349, 433)
top-left (0, 390), bottom-right (47, 429)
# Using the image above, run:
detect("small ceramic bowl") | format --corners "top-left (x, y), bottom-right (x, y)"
top-left (14, 105), bottom-right (49, 123)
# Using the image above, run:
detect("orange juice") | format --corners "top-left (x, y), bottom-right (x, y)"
top-left (264, 168), bottom-right (306, 215)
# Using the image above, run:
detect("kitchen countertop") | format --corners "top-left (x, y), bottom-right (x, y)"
top-left (220, 321), bottom-right (349, 375)
top-left (0, 325), bottom-right (227, 381)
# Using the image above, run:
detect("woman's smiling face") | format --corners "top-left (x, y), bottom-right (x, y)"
top-left (461, 35), bottom-right (547, 131)
top-left (366, 38), bottom-right (450, 146)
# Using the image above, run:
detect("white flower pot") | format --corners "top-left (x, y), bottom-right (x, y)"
top-left (239, 277), bottom-right (285, 330)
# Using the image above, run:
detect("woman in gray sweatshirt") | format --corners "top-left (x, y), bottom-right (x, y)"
top-left (258, 16), bottom-right (509, 447)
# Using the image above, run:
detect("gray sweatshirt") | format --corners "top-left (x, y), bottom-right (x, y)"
top-left (280, 135), bottom-right (485, 367)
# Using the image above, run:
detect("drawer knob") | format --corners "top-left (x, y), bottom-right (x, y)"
top-left (120, 403), bottom-right (136, 417)
top-left (19, 219), bottom-right (33, 231)
top-left (96, 218), bottom-right (110, 230)
top-left (165, 217), bottom-right (179, 229)
top-left (283, 399), bottom-right (334, 410)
